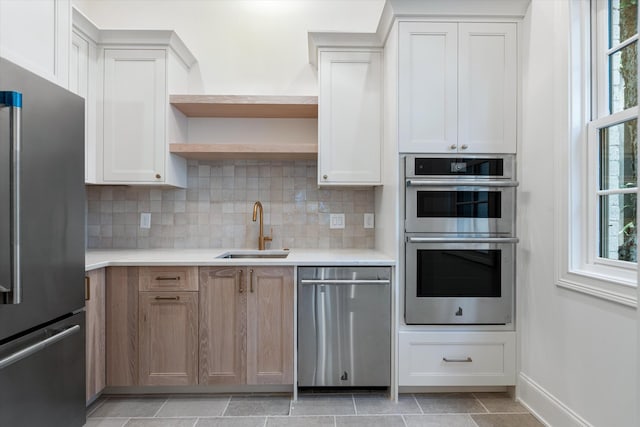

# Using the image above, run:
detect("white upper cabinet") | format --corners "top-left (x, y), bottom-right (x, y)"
top-left (0, 0), bottom-right (70, 88)
top-left (458, 23), bottom-right (517, 153)
top-left (399, 22), bottom-right (458, 153)
top-left (318, 49), bottom-right (383, 186)
top-left (96, 34), bottom-right (194, 187)
top-left (70, 9), bottom-right (99, 183)
top-left (102, 49), bottom-right (168, 184)
top-left (399, 22), bottom-right (517, 154)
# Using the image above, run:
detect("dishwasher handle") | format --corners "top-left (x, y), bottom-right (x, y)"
top-left (299, 279), bottom-right (390, 285)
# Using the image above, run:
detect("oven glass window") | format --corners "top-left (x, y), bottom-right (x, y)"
top-left (416, 249), bottom-right (501, 297)
top-left (416, 191), bottom-right (502, 218)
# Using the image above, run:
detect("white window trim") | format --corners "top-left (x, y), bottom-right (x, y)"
top-left (555, 0), bottom-right (638, 308)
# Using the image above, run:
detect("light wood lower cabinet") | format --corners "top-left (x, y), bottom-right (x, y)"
top-left (138, 291), bottom-right (199, 385)
top-left (106, 267), bottom-right (139, 387)
top-left (199, 266), bottom-right (294, 385)
top-left (199, 267), bottom-right (246, 384)
top-left (104, 265), bottom-right (293, 389)
top-left (85, 268), bottom-right (106, 403)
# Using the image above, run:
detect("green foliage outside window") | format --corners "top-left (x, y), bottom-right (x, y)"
top-left (615, 0), bottom-right (637, 261)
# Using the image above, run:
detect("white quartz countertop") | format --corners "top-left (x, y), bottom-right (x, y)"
top-left (85, 248), bottom-right (395, 271)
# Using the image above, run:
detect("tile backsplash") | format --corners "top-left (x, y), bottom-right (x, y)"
top-left (87, 160), bottom-right (375, 250)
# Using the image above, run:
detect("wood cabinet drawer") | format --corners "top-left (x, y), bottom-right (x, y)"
top-left (399, 331), bottom-right (515, 386)
top-left (139, 266), bottom-right (198, 291)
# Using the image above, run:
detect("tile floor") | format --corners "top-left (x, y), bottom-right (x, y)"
top-left (85, 393), bottom-right (544, 427)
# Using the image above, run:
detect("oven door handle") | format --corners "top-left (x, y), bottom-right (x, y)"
top-left (406, 179), bottom-right (519, 188)
top-left (407, 237), bottom-right (519, 244)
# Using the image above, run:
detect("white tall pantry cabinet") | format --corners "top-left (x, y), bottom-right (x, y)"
top-left (384, 6), bottom-right (523, 390)
top-left (398, 22), bottom-right (517, 153)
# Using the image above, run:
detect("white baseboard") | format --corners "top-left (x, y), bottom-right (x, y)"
top-left (518, 372), bottom-right (592, 427)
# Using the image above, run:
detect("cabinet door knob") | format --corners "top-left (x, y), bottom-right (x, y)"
top-left (323, 174), bottom-right (328, 180)
top-left (461, 144), bottom-right (469, 150)
top-left (155, 173), bottom-right (161, 179)
top-left (449, 144), bottom-right (457, 150)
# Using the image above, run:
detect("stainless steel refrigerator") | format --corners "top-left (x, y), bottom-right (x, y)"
top-left (0, 57), bottom-right (86, 426)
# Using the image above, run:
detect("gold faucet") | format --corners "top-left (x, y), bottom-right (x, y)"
top-left (252, 201), bottom-right (272, 250)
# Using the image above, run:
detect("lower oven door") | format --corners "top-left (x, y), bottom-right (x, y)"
top-left (405, 236), bottom-right (516, 325)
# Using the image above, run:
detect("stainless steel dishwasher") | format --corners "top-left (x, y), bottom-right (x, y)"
top-left (297, 266), bottom-right (391, 387)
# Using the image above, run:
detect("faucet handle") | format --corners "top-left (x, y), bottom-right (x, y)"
top-left (265, 228), bottom-right (273, 242)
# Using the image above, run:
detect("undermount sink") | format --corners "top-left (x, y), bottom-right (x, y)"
top-left (216, 249), bottom-right (290, 259)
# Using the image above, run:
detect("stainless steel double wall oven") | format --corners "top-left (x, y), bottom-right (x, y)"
top-left (404, 155), bottom-right (518, 325)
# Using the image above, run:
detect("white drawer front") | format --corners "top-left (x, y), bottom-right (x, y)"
top-left (399, 331), bottom-right (516, 386)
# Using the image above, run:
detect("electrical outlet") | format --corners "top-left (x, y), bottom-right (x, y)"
top-left (364, 213), bottom-right (374, 229)
top-left (140, 212), bottom-right (151, 229)
top-left (329, 213), bottom-right (345, 229)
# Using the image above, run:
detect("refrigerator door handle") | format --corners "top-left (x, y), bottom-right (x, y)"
top-left (0, 91), bottom-right (21, 305)
top-left (0, 324), bottom-right (80, 370)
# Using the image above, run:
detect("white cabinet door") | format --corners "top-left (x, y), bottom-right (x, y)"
top-left (398, 22), bottom-right (458, 153)
top-left (70, 30), bottom-right (98, 183)
top-left (458, 23), bottom-right (517, 154)
top-left (318, 50), bottom-right (382, 185)
top-left (102, 49), bottom-right (166, 183)
top-left (398, 22), bottom-right (517, 154)
top-left (69, 33), bottom-right (88, 98)
top-left (0, 0), bottom-right (70, 87)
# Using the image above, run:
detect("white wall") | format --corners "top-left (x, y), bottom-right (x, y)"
top-left (518, 1), bottom-right (637, 426)
top-left (72, 0), bottom-right (385, 94)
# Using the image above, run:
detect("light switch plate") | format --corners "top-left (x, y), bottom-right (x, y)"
top-left (364, 213), bottom-right (374, 229)
top-left (329, 213), bottom-right (345, 229)
top-left (140, 212), bottom-right (151, 229)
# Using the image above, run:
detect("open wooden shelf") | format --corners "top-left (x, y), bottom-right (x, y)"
top-left (169, 143), bottom-right (318, 160)
top-left (170, 95), bottom-right (318, 118)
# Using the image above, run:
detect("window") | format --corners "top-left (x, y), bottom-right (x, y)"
top-left (558, 0), bottom-right (638, 307)
top-left (590, 0), bottom-right (638, 264)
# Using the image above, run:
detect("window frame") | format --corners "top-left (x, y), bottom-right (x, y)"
top-left (556, 0), bottom-right (638, 308)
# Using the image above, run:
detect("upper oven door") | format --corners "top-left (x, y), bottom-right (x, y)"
top-left (405, 181), bottom-right (516, 234)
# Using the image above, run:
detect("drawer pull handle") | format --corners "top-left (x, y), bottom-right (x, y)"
top-left (155, 276), bottom-right (181, 281)
top-left (155, 296), bottom-right (180, 301)
top-left (443, 357), bottom-right (473, 363)
top-left (85, 276), bottom-right (90, 301)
